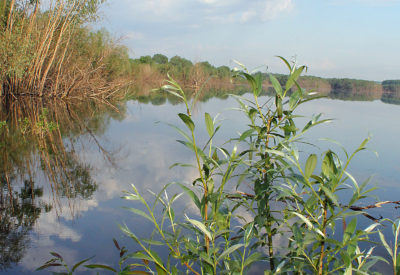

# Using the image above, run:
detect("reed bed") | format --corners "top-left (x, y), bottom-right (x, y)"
top-left (0, 0), bottom-right (131, 99)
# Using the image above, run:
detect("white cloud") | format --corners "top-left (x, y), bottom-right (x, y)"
top-left (125, 31), bottom-right (144, 41)
top-left (34, 211), bottom-right (82, 242)
top-left (262, 0), bottom-right (294, 20)
top-left (330, 0), bottom-right (398, 5)
top-left (203, 0), bottom-right (295, 23)
top-left (107, 0), bottom-right (294, 25)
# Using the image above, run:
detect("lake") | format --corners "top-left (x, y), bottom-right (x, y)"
top-left (1, 92), bottom-right (400, 274)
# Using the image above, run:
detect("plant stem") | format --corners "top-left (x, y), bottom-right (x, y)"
top-left (184, 262), bottom-right (200, 275)
top-left (318, 200), bottom-right (328, 275)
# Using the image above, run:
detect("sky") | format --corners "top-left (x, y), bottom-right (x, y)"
top-left (98, 0), bottom-right (400, 81)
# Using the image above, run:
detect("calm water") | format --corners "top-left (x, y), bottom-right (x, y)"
top-left (1, 94), bottom-right (400, 274)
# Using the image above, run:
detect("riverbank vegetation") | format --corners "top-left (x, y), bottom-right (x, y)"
top-left (0, 0), bottom-right (133, 98)
top-left (1, 0), bottom-right (398, 103)
top-left (128, 54), bottom-right (400, 104)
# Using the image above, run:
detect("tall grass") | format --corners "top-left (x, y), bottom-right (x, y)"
top-left (0, 0), bottom-right (131, 98)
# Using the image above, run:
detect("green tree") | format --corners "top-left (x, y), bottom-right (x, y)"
top-left (138, 55), bottom-right (153, 64)
top-left (169, 55), bottom-right (193, 79)
top-left (152, 53), bottom-right (168, 64)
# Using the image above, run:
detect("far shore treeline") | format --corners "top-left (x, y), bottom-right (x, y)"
top-left (1, 0), bottom-right (400, 103)
top-left (126, 54), bottom-right (400, 104)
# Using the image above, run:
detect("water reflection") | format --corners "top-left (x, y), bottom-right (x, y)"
top-left (1, 86), bottom-right (400, 273)
top-left (0, 178), bottom-right (50, 271)
top-left (0, 98), bottom-right (126, 271)
top-left (132, 85), bottom-right (400, 106)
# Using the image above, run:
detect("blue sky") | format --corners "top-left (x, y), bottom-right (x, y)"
top-left (99, 0), bottom-right (400, 81)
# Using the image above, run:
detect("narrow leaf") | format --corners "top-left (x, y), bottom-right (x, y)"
top-left (72, 256), bottom-right (95, 272)
top-left (186, 216), bottom-right (212, 240)
top-left (217, 244), bottom-right (244, 262)
top-left (379, 231), bottom-right (393, 258)
top-left (85, 264), bottom-right (117, 272)
top-left (205, 113), bottom-right (214, 137)
top-left (304, 154), bottom-right (317, 179)
top-left (123, 207), bottom-right (153, 223)
top-left (270, 75), bottom-right (283, 96)
top-left (178, 113), bottom-right (195, 131)
top-left (177, 183), bottom-right (201, 210)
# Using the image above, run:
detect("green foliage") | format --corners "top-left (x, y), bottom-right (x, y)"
top-left (0, 18), bottom-right (34, 79)
top-left (379, 219), bottom-right (400, 275)
top-left (152, 53), bottom-right (168, 64)
top-left (383, 80), bottom-right (400, 93)
top-left (139, 55), bottom-right (153, 64)
top-left (37, 252), bottom-right (95, 274)
top-left (0, 0), bottom-right (133, 97)
top-left (38, 57), bottom-right (396, 274)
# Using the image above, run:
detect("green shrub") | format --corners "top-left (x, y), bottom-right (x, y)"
top-left (39, 57), bottom-right (390, 274)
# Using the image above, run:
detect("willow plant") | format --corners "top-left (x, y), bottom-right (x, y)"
top-left (97, 74), bottom-right (262, 275)
top-left (39, 58), bottom-right (388, 274)
top-left (227, 58), bottom-right (325, 271)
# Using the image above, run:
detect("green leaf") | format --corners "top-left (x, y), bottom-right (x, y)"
top-left (155, 264), bottom-right (167, 275)
top-left (85, 264), bottom-right (117, 272)
top-left (305, 154), bottom-right (317, 179)
top-left (276, 96), bottom-right (283, 119)
top-left (244, 223), bottom-right (254, 243)
top-left (142, 238), bottom-right (164, 246)
top-left (322, 151), bottom-right (336, 177)
top-left (205, 113), bottom-right (214, 137)
top-left (286, 66), bottom-right (305, 91)
top-left (72, 256), bottom-right (95, 272)
top-left (217, 244), bottom-right (244, 262)
top-left (379, 231), bottom-right (393, 258)
top-left (36, 263), bottom-right (62, 271)
top-left (178, 113), bottom-right (195, 132)
top-left (119, 224), bottom-right (139, 243)
top-left (200, 252), bottom-right (214, 266)
top-left (129, 251), bottom-right (154, 262)
top-left (123, 207), bottom-right (153, 223)
top-left (345, 218), bottom-right (357, 235)
top-left (293, 212), bottom-right (313, 229)
top-left (186, 216), bottom-right (212, 240)
top-left (321, 186), bottom-right (339, 206)
top-left (344, 264), bottom-right (352, 275)
top-left (177, 183), bottom-right (201, 210)
top-left (147, 250), bottom-right (166, 274)
top-left (292, 212), bottom-right (325, 237)
top-left (50, 252), bottom-right (63, 260)
top-left (239, 129), bottom-right (255, 141)
top-left (289, 89), bottom-right (301, 110)
top-left (240, 72), bottom-right (259, 97)
top-left (276, 56), bottom-right (292, 71)
top-left (343, 218), bottom-right (357, 244)
top-left (243, 252), bottom-right (263, 267)
top-left (270, 75), bottom-right (283, 97)
top-left (254, 73), bottom-right (263, 96)
top-left (364, 223), bottom-right (380, 233)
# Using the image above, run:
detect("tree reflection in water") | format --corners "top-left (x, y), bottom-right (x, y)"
top-left (0, 98), bottom-right (125, 271)
top-left (0, 176), bottom-right (51, 271)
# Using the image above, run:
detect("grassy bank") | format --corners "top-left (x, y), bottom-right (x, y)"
top-left (0, 0), bottom-right (132, 98)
